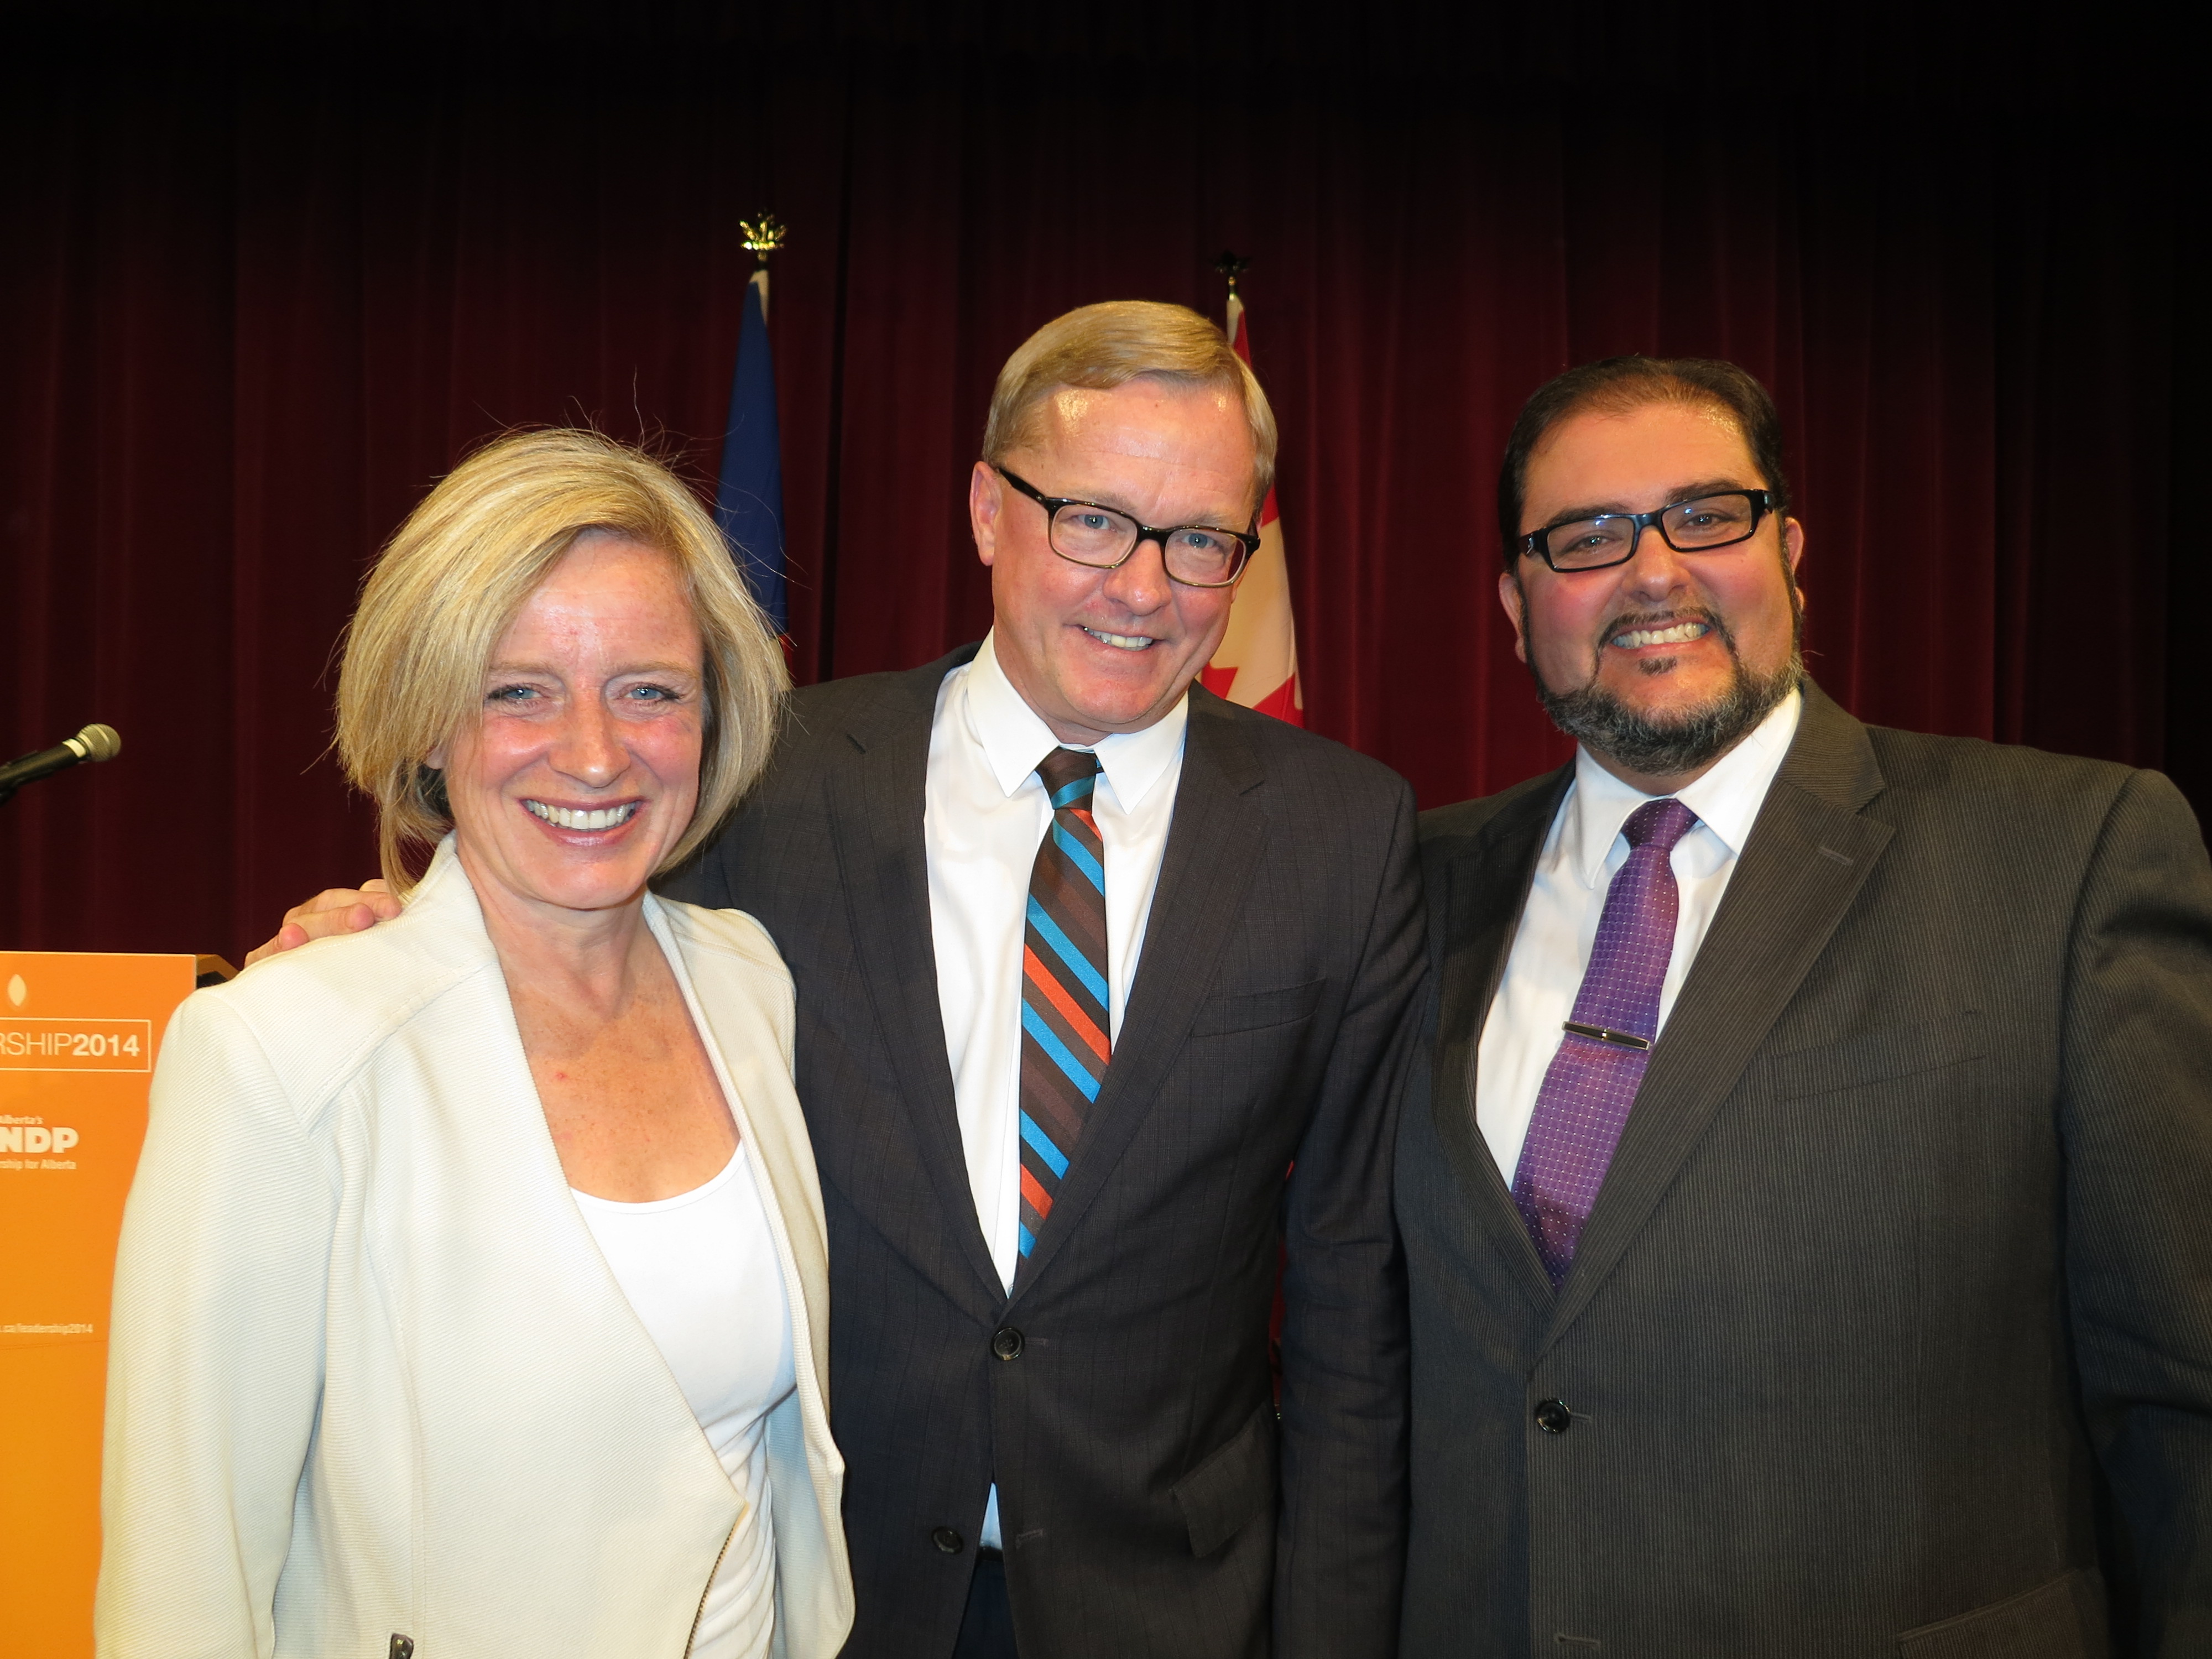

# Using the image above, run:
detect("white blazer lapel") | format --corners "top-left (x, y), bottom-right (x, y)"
top-left (649, 895), bottom-right (853, 1655)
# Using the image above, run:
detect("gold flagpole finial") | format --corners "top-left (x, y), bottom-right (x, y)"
top-left (739, 213), bottom-right (789, 267)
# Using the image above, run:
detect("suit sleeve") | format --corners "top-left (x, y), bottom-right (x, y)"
top-left (1275, 777), bottom-right (1425, 1657)
top-left (2059, 769), bottom-right (2212, 1655)
top-left (96, 994), bottom-right (335, 1659)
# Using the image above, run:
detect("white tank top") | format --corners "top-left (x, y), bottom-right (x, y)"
top-left (573, 1144), bottom-right (796, 1659)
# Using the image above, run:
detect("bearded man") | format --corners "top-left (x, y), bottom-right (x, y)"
top-left (1399, 356), bottom-right (2212, 1656)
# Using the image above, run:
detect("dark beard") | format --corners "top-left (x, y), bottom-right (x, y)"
top-left (1528, 601), bottom-right (1804, 779)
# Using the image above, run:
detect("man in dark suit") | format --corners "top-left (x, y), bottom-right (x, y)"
top-left (667, 301), bottom-right (1420, 1658)
top-left (1399, 355), bottom-right (2212, 1657)
top-left (260, 302), bottom-right (1421, 1658)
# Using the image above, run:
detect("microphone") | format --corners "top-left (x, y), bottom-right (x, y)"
top-left (0, 723), bottom-right (123, 806)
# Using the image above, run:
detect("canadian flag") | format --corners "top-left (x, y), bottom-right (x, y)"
top-left (1200, 292), bottom-right (1305, 726)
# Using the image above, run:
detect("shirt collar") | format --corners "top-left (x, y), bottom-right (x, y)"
top-left (962, 630), bottom-right (1190, 810)
top-left (1562, 686), bottom-right (1803, 888)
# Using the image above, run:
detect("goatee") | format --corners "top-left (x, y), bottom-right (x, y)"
top-left (1530, 604), bottom-right (1803, 780)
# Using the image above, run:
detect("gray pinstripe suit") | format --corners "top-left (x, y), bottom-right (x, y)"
top-left (662, 646), bottom-right (1424, 1658)
top-left (1397, 680), bottom-right (2212, 1656)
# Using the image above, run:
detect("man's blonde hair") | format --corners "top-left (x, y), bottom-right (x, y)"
top-left (335, 428), bottom-right (789, 894)
top-left (981, 300), bottom-right (1279, 514)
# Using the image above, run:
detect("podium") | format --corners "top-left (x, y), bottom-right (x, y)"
top-left (0, 950), bottom-right (232, 1657)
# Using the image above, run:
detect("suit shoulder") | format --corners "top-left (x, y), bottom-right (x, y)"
top-left (787, 665), bottom-right (921, 722)
top-left (1852, 725), bottom-right (2212, 898)
top-left (1211, 698), bottom-right (1412, 804)
top-left (774, 669), bottom-right (915, 755)
top-left (1419, 768), bottom-right (1565, 852)
top-left (1863, 723), bottom-right (2143, 823)
top-left (748, 657), bottom-right (969, 789)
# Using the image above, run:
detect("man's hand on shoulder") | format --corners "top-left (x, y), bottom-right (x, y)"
top-left (243, 880), bottom-right (401, 967)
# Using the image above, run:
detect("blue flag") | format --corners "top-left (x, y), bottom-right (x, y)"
top-left (714, 271), bottom-right (787, 634)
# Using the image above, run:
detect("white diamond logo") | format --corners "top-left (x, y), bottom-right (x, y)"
top-left (6, 974), bottom-right (25, 1008)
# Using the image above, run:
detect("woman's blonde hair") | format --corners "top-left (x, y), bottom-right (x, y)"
top-left (336, 428), bottom-right (789, 894)
top-left (980, 300), bottom-right (1279, 513)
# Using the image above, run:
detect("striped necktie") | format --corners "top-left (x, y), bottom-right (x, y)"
top-left (1018, 747), bottom-right (1109, 1261)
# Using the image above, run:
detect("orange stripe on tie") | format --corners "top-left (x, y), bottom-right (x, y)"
top-left (1023, 945), bottom-right (1111, 1061)
top-left (1020, 1164), bottom-right (1052, 1218)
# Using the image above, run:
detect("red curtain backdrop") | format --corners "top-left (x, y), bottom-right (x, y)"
top-left (1, 12), bottom-right (2195, 962)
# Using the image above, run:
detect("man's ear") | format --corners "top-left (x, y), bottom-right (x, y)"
top-left (1496, 567), bottom-right (1530, 665)
top-left (1783, 515), bottom-right (1807, 610)
top-left (970, 461), bottom-right (1004, 568)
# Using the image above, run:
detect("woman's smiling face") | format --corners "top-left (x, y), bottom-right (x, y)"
top-left (430, 533), bottom-right (705, 920)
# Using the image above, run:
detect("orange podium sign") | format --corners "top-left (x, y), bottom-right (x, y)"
top-left (1, 951), bottom-right (204, 1658)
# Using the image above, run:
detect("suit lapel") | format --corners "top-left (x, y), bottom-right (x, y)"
top-left (825, 649), bottom-right (1005, 1308)
top-left (1430, 770), bottom-right (1573, 1310)
top-left (1542, 683), bottom-right (1892, 1346)
top-left (1011, 688), bottom-right (1268, 1298)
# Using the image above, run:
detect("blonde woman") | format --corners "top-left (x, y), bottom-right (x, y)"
top-left (97, 430), bottom-right (852, 1658)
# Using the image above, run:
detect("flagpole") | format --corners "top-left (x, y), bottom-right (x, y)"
top-left (1202, 251), bottom-right (1305, 727)
top-left (720, 212), bottom-right (792, 636)
top-left (739, 212), bottom-right (787, 322)
top-left (1214, 249), bottom-right (1250, 341)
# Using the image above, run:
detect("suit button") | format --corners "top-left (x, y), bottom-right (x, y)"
top-left (1533, 1399), bottom-right (1573, 1434)
top-left (932, 1526), bottom-right (964, 1554)
top-left (992, 1326), bottom-right (1024, 1360)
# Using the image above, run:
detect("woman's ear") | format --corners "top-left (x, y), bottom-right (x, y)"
top-left (414, 761), bottom-right (451, 818)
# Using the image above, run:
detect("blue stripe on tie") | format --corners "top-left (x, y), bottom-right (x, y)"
top-left (1018, 1223), bottom-right (1036, 1256)
top-left (1052, 823), bottom-right (1105, 891)
top-left (1026, 898), bottom-right (1110, 1007)
top-left (1019, 1102), bottom-right (1074, 1173)
top-left (1021, 1004), bottom-right (1100, 1105)
top-left (1050, 778), bottom-right (1092, 808)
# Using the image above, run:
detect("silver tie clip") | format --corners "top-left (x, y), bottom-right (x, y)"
top-left (1563, 1020), bottom-right (1651, 1051)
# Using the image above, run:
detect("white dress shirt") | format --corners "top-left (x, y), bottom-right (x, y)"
top-left (1475, 688), bottom-right (1802, 1181)
top-left (924, 632), bottom-right (1189, 1547)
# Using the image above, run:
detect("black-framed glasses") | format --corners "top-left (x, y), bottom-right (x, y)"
top-left (1519, 489), bottom-right (1775, 573)
top-left (994, 465), bottom-right (1259, 589)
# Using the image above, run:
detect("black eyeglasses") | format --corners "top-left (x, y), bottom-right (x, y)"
top-left (1519, 489), bottom-right (1775, 573)
top-left (994, 465), bottom-right (1260, 589)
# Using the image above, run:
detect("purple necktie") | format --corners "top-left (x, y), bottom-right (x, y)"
top-left (1512, 796), bottom-right (1700, 1287)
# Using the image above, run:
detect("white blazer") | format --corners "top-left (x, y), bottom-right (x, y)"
top-left (97, 841), bottom-right (853, 1659)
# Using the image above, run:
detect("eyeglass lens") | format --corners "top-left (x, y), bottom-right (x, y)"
top-left (1050, 503), bottom-right (1245, 586)
top-left (1545, 493), bottom-right (1761, 570)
